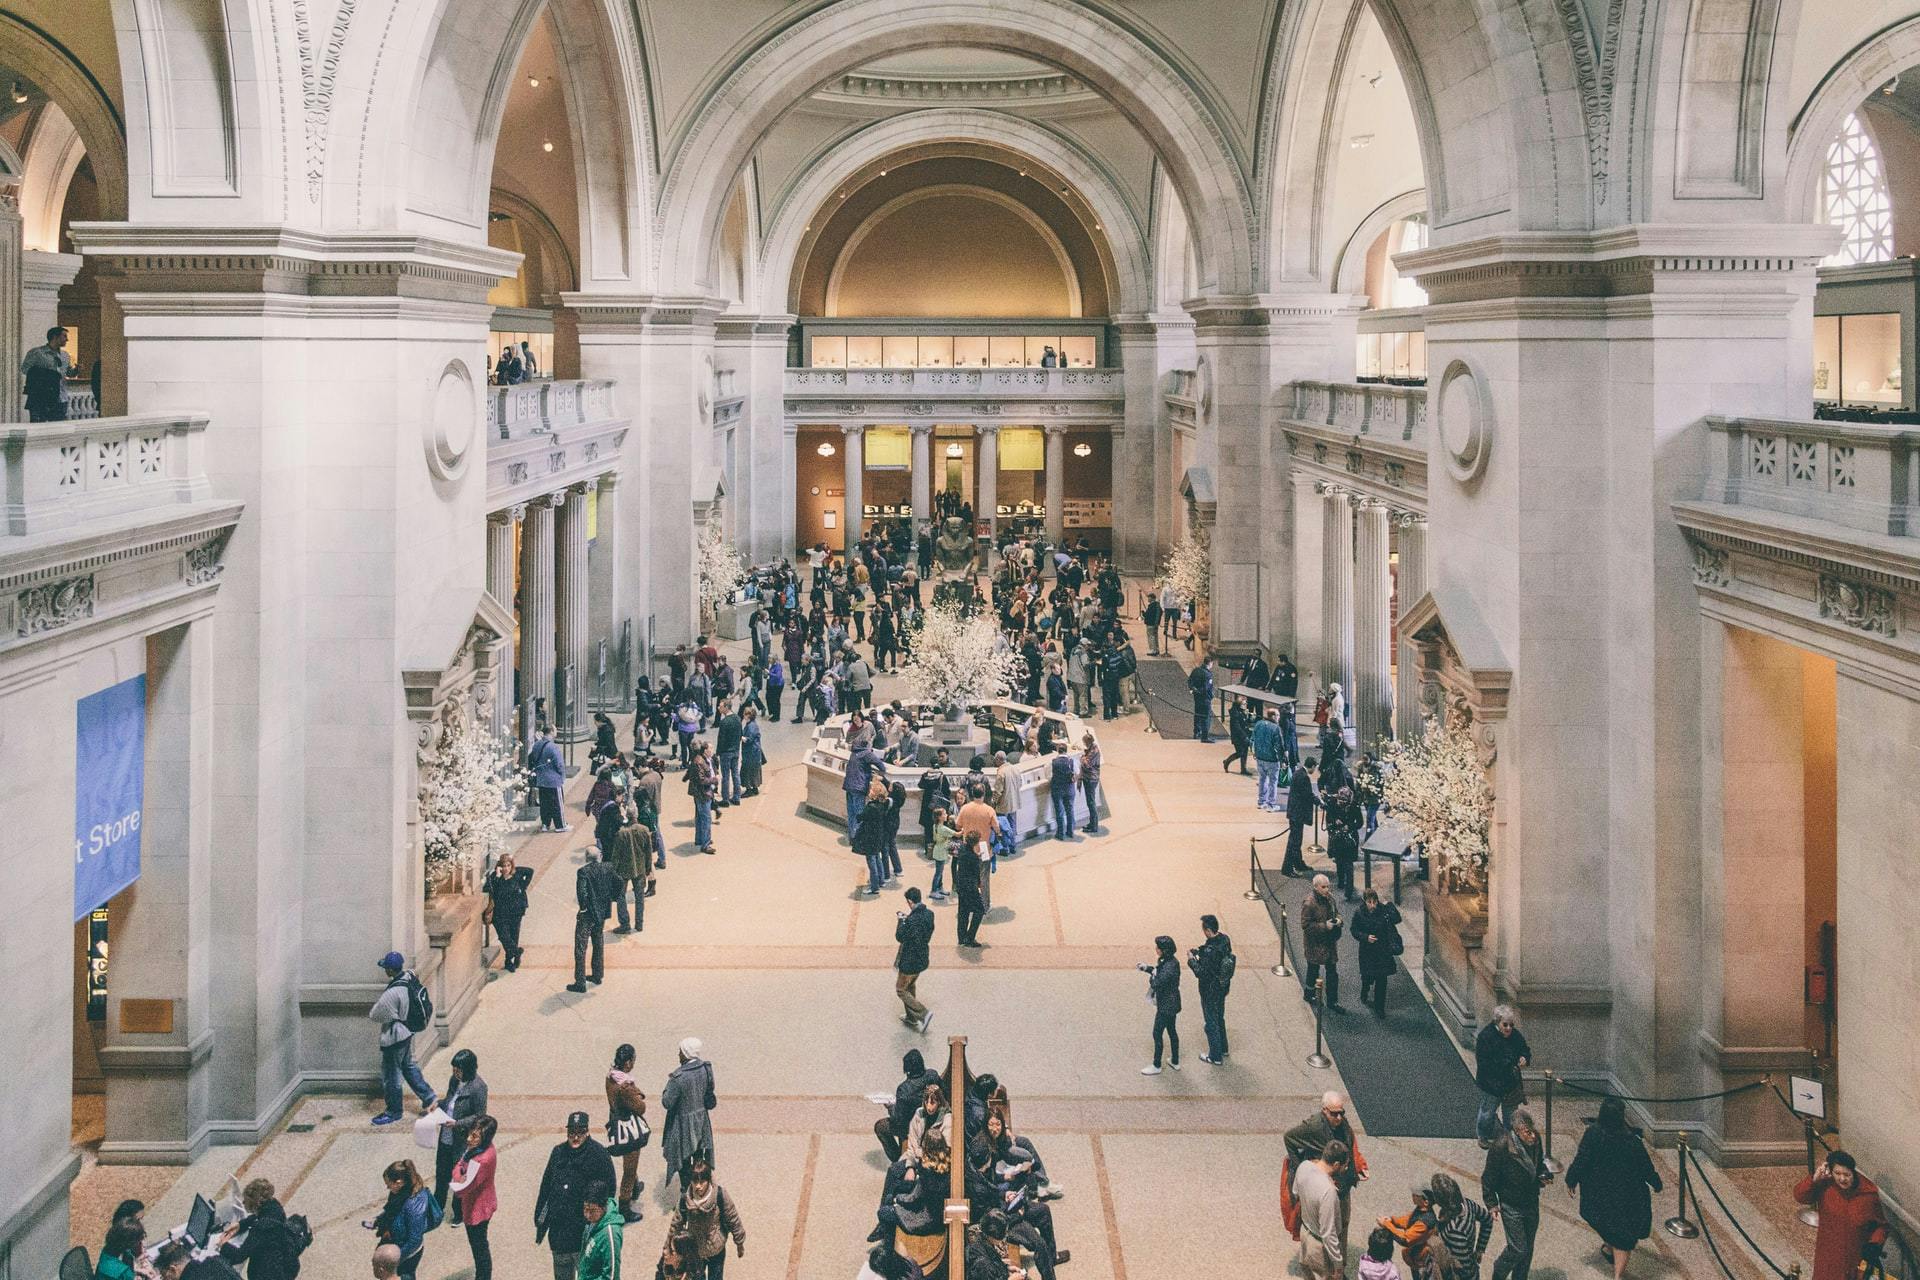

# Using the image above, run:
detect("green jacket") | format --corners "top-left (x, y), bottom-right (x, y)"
top-left (930, 821), bottom-right (956, 863)
top-left (578, 1200), bottom-right (624, 1280)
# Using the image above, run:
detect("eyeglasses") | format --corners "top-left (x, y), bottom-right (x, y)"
top-left (1326, 1108), bottom-right (1345, 1118)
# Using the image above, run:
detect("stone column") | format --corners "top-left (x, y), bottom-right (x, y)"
top-left (716, 313), bottom-right (796, 565)
top-left (1321, 487), bottom-right (1355, 718)
top-left (1393, 515), bottom-right (1429, 739)
top-left (486, 506), bottom-right (522, 741)
top-left (841, 423), bottom-right (865, 554)
top-left (976, 424), bottom-right (999, 554)
top-left (0, 185), bottom-right (21, 422)
top-left (910, 423), bottom-right (934, 531)
top-left (519, 496), bottom-right (557, 729)
top-left (1290, 471), bottom-right (1326, 704)
top-left (21, 250), bottom-right (84, 371)
top-left (1112, 314), bottom-right (1193, 574)
top-left (587, 474), bottom-right (620, 682)
top-left (1043, 423), bottom-right (1068, 549)
top-left (555, 483), bottom-right (591, 739)
top-left (1352, 498), bottom-right (1393, 747)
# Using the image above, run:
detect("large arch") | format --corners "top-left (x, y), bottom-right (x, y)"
top-left (1780, 14), bottom-right (1920, 225)
top-left (390, 0), bottom-right (653, 284)
top-left (0, 10), bottom-right (127, 222)
top-left (755, 109), bottom-right (1151, 317)
top-left (655, 0), bottom-right (1255, 300)
top-left (15, 102), bottom-right (89, 252)
top-left (1331, 188), bottom-right (1427, 295)
top-left (1261, 0), bottom-right (1597, 284)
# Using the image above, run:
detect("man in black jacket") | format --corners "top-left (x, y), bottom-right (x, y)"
top-left (1283, 758), bottom-right (1319, 877)
top-left (567, 853), bottom-right (618, 994)
top-left (1187, 915), bottom-right (1234, 1064)
top-left (714, 699), bottom-right (743, 806)
top-left (917, 751), bottom-right (952, 847)
top-left (1188, 655), bottom-right (1216, 741)
top-left (894, 887), bottom-right (935, 1032)
top-left (952, 838), bottom-right (986, 946)
top-left (874, 1050), bottom-right (943, 1162)
top-left (536, 1111), bottom-right (617, 1280)
top-left (1473, 1005), bottom-right (1532, 1146)
top-left (1481, 1106), bottom-right (1550, 1280)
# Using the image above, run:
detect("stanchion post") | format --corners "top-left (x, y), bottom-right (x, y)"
top-left (1798, 1119), bottom-right (1821, 1227)
top-left (1542, 1071), bottom-right (1563, 1174)
top-left (1245, 841), bottom-right (1264, 900)
top-left (1272, 904), bottom-right (1294, 978)
top-left (1306, 977), bottom-right (1333, 1068)
top-left (1664, 1134), bottom-right (1701, 1239)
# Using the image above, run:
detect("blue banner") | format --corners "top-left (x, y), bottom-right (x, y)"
top-left (75, 674), bottom-right (146, 921)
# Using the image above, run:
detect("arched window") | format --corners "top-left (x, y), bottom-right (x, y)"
top-left (1822, 112), bottom-right (1893, 267)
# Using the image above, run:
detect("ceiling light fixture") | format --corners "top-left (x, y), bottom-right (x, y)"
top-left (879, 169), bottom-right (888, 176)
top-left (542, 139), bottom-right (555, 152)
top-left (817, 441), bottom-right (838, 457)
top-left (1885, 75), bottom-right (1901, 95)
top-left (1073, 442), bottom-right (1092, 457)
top-left (528, 75), bottom-right (541, 88)
top-left (9, 82), bottom-right (27, 104)
top-left (945, 442), bottom-right (963, 458)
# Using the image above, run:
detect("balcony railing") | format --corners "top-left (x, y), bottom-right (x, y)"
top-left (786, 367), bottom-right (1124, 395)
top-left (489, 379), bottom-right (617, 440)
top-left (1701, 415), bottom-right (1919, 537)
top-left (3, 412), bottom-right (214, 536)
top-left (1289, 380), bottom-right (1428, 444)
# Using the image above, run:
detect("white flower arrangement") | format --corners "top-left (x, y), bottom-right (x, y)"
top-left (1157, 531), bottom-right (1211, 605)
top-left (419, 715), bottom-right (520, 892)
top-left (1380, 708), bottom-right (1494, 895)
top-left (696, 522), bottom-right (749, 623)
top-left (896, 599), bottom-right (1028, 713)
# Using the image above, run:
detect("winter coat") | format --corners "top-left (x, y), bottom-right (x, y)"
top-left (1353, 902), bottom-right (1402, 980)
top-left (535, 1138), bottom-right (616, 1252)
top-left (575, 860), bottom-right (617, 922)
top-left (218, 1198), bottom-right (303, 1280)
top-left (1287, 769), bottom-right (1319, 823)
top-left (528, 735), bottom-right (565, 789)
top-left (1795, 1172), bottom-right (1889, 1280)
top-left (1481, 1129), bottom-right (1549, 1217)
top-left (1565, 1123), bottom-right (1663, 1250)
top-left (1301, 891), bottom-right (1341, 966)
top-left (741, 720), bottom-right (764, 787)
top-left (606, 820), bottom-right (654, 882)
top-left (484, 865), bottom-right (533, 922)
top-left (895, 903), bottom-right (935, 975)
top-left (1187, 933), bottom-right (1233, 996)
top-left (438, 1071), bottom-right (489, 1151)
top-left (661, 1057), bottom-right (718, 1174)
top-left (376, 1188), bottom-right (435, 1259)
top-left (670, 1183), bottom-right (746, 1260)
top-left (1253, 718), bottom-right (1283, 762)
top-left (853, 797), bottom-right (893, 858)
top-left (452, 1144), bottom-right (498, 1226)
top-left (1147, 955), bottom-right (1182, 1015)
top-left (846, 745), bottom-right (885, 797)
top-left (1473, 1023), bottom-right (1533, 1100)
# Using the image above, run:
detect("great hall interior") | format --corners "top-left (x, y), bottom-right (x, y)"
top-left (3, 1), bottom-right (1920, 1277)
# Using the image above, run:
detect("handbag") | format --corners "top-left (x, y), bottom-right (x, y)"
top-left (605, 1110), bottom-right (651, 1154)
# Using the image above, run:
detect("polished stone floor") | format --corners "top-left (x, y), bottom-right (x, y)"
top-left (68, 622), bottom-right (1812, 1280)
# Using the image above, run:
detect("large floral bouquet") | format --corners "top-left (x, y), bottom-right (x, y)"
top-left (1380, 709), bottom-right (1493, 894)
top-left (420, 716), bottom-right (519, 892)
top-left (696, 522), bottom-right (749, 624)
top-left (1158, 531), bottom-right (1211, 606)
top-left (896, 599), bottom-right (1027, 712)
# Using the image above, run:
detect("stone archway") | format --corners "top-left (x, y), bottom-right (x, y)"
top-left (1331, 189), bottom-right (1427, 295)
top-left (755, 109), bottom-right (1153, 317)
top-left (655, 0), bottom-right (1256, 300)
top-left (1781, 14), bottom-right (1920, 223)
top-left (0, 11), bottom-right (127, 222)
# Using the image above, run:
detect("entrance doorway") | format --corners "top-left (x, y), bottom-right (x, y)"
top-left (944, 454), bottom-right (963, 495)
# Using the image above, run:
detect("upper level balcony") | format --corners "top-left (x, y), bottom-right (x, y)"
top-left (783, 366), bottom-right (1125, 425)
top-left (487, 379), bottom-right (628, 510)
top-left (1694, 415), bottom-right (1919, 539)
top-left (1287, 380), bottom-right (1429, 445)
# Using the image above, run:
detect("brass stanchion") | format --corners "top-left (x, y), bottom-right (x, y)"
top-left (1244, 841), bottom-right (1264, 900)
top-left (1663, 1134), bottom-right (1701, 1239)
top-left (1541, 1071), bottom-right (1563, 1174)
top-left (1273, 904), bottom-right (1294, 978)
top-left (1306, 977), bottom-right (1333, 1069)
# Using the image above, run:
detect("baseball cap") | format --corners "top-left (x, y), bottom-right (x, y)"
top-left (377, 950), bottom-right (405, 971)
top-left (566, 1110), bottom-right (591, 1131)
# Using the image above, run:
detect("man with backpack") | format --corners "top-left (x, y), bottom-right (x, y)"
top-left (1187, 915), bottom-right (1237, 1064)
top-left (369, 951), bottom-right (438, 1126)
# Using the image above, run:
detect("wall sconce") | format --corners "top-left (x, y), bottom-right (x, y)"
top-left (817, 441), bottom-right (837, 457)
top-left (1073, 442), bottom-right (1092, 457)
top-left (945, 442), bottom-right (963, 458)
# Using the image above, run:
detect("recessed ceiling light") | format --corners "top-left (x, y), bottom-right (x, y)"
top-left (1018, 170), bottom-right (1027, 176)
top-left (528, 75), bottom-right (541, 88)
top-left (879, 169), bottom-right (888, 176)
top-left (542, 139), bottom-right (555, 153)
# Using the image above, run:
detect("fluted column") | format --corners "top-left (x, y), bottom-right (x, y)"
top-left (486, 506), bottom-right (523, 742)
top-left (1043, 424), bottom-right (1068, 550)
top-left (1353, 498), bottom-right (1393, 748)
top-left (519, 496), bottom-right (557, 732)
top-left (1321, 487), bottom-right (1355, 728)
top-left (555, 483), bottom-right (591, 740)
top-left (587, 472), bottom-right (620, 669)
top-left (976, 424), bottom-right (999, 563)
top-left (841, 423), bottom-right (865, 553)
top-left (0, 188), bottom-right (22, 423)
top-left (1394, 515), bottom-right (1430, 739)
top-left (911, 424), bottom-right (934, 531)
top-left (1290, 471), bottom-right (1325, 705)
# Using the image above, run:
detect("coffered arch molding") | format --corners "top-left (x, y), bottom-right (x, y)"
top-left (657, 0), bottom-right (1255, 299)
top-left (388, 0), bottom-right (653, 285)
top-left (1261, 0), bottom-right (1597, 279)
top-left (756, 109), bottom-right (1150, 316)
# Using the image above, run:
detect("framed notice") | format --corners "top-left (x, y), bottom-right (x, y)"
top-left (1789, 1076), bottom-right (1825, 1119)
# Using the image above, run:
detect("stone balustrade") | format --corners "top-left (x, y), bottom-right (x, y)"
top-left (785, 366), bottom-right (1125, 395)
top-left (1289, 380), bottom-right (1428, 443)
top-left (3, 411), bottom-right (214, 536)
top-left (488, 378), bottom-right (618, 440)
top-left (1166, 368), bottom-right (1197, 400)
top-left (1700, 415), bottom-right (1920, 538)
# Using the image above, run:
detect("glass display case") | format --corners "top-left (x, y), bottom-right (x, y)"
top-left (811, 335), bottom-right (848, 367)
top-left (796, 321), bottom-right (1109, 369)
top-left (1813, 312), bottom-right (1901, 406)
top-left (1813, 260), bottom-right (1920, 416)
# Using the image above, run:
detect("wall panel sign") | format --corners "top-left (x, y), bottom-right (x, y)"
top-left (87, 908), bottom-right (110, 1022)
top-left (75, 674), bottom-right (146, 920)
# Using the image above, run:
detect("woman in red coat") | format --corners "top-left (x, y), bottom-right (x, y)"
top-left (1794, 1151), bottom-right (1887, 1280)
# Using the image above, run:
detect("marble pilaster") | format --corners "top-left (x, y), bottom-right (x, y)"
top-left (1321, 487), bottom-right (1355, 725)
top-left (555, 484), bottom-right (590, 738)
top-left (976, 424), bottom-right (1000, 556)
top-left (1352, 499), bottom-right (1393, 747)
top-left (519, 496), bottom-right (557, 727)
top-left (1393, 515), bottom-right (1429, 740)
top-left (1289, 471), bottom-right (1325, 704)
top-left (841, 423), bottom-right (865, 554)
top-left (0, 188), bottom-right (21, 423)
top-left (486, 507), bottom-right (522, 741)
top-left (911, 423), bottom-right (934, 531)
top-left (1043, 423), bottom-right (1068, 549)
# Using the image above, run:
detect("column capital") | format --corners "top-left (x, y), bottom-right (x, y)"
top-left (597, 472), bottom-right (620, 493)
top-left (839, 422), bottom-right (866, 437)
top-left (908, 422), bottom-right (936, 436)
top-left (545, 489), bottom-right (568, 509)
top-left (1042, 422), bottom-right (1072, 437)
top-left (568, 480), bottom-right (593, 499)
top-left (491, 504), bottom-right (526, 525)
top-left (974, 423), bottom-right (1001, 437)
top-left (1394, 510), bottom-right (1428, 530)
